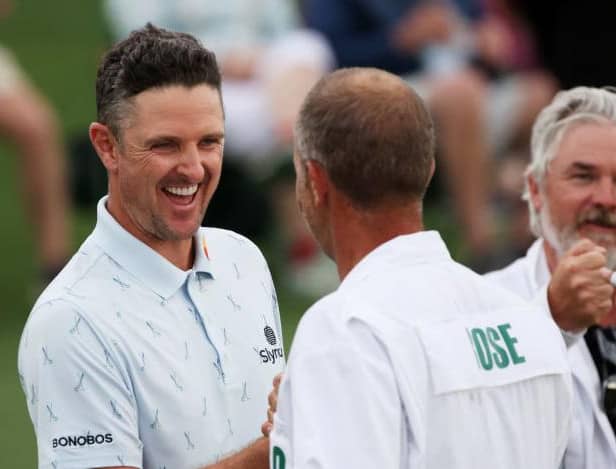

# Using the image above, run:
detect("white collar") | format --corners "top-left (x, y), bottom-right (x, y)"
top-left (90, 196), bottom-right (214, 299)
top-left (341, 230), bottom-right (451, 288)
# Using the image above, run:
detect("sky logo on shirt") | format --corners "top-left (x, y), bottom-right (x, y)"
top-left (264, 326), bottom-right (277, 346)
top-left (255, 317), bottom-right (283, 365)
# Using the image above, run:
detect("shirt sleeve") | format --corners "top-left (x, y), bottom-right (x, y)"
top-left (270, 318), bottom-right (403, 469)
top-left (18, 299), bottom-right (142, 469)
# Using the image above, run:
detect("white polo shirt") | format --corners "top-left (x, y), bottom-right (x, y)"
top-left (18, 197), bottom-right (285, 469)
top-left (270, 231), bottom-right (572, 469)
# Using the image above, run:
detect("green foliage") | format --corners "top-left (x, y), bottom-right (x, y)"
top-left (0, 2), bottom-right (115, 465)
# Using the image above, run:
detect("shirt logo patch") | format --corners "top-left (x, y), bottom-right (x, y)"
top-left (467, 323), bottom-right (526, 371)
top-left (254, 318), bottom-right (284, 365)
top-left (264, 326), bottom-right (277, 346)
top-left (272, 446), bottom-right (286, 469)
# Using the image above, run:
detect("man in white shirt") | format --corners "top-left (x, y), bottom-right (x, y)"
top-left (18, 24), bottom-right (283, 469)
top-left (486, 86), bottom-right (616, 468)
top-left (269, 67), bottom-right (573, 469)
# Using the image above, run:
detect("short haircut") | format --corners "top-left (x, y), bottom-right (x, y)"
top-left (295, 68), bottom-right (435, 208)
top-left (95, 23), bottom-right (222, 138)
top-left (525, 87), bottom-right (616, 236)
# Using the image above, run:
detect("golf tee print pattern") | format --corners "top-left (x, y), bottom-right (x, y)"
top-left (19, 196), bottom-right (284, 469)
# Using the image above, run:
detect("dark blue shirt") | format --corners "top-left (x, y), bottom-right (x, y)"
top-left (303, 0), bottom-right (484, 75)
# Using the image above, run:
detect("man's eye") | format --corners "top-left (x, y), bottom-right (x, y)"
top-left (151, 142), bottom-right (176, 151)
top-left (572, 173), bottom-right (593, 181)
top-left (200, 139), bottom-right (220, 147)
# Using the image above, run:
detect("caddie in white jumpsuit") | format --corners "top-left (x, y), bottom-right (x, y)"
top-left (271, 232), bottom-right (571, 469)
top-left (268, 67), bottom-right (573, 469)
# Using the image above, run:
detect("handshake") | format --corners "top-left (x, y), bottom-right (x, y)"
top-left (261, 373), bottom-right (282, 438)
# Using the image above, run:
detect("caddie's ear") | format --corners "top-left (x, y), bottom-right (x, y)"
top-left (89, 122), bottom-right (120, 173)
top-left (527, 173), bottom-right (543, 213)
top-left (427, 157), bottom-right (436, 185)
top-left (305, 159), bottom-right (330, 207)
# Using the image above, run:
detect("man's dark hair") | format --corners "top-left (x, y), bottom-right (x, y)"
top-left (95, 23), bottom-right (222, 137)
top-left (295, 68), bottom-right (435, 208)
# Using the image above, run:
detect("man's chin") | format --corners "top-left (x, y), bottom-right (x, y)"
top-left (153, 218), bottom-right (201, 242)
top-left (170, 224), bottom-right (201, 241)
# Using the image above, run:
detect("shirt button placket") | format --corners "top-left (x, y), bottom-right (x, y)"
top-left (186, 272), bottom-right (227, 384)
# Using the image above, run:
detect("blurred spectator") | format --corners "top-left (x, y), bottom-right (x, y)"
top-left (303, 0), bottom-right (556, 267)
top-left (0, 0), bottom-right (70, 283)
top-left (104, 0), bottom-right (334, 166)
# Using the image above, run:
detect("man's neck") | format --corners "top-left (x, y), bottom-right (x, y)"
top-left (154, 237), bottom-right (196, 271)
top-left (105, 198), bottom-right (195, 271)
top-left (331, 201), bottom-right (424, 280)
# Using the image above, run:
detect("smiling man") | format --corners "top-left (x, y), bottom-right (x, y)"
top-left (486, 87), bottom-right (616, 468)
top-left (17, 24), bottom-right (283, 469)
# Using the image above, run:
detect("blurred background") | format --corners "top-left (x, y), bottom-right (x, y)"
top-left (0, 2), bottom-right (106, 466)
top-left (2, 0), bottom-right (616, 466)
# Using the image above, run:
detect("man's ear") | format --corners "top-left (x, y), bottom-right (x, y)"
top-left (305, 160), bottom-right (330, 207)
top-left (527, 173), bottom-right (543, 213)
top-left (89, 122), bottom-right (120, 172)
top-left (427, 158), bottom-right (436, 185)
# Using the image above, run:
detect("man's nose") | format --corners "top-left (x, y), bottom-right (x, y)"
top-left (592, 178), bottom-right (616, 207)
top-left (177, 145), bottom-right (205, 181)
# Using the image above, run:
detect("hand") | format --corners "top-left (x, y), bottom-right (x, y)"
top-left (391, 3), bottom-right (457, 54)
top-left (548, 239), bottom-right (614, 331)
top-left (261, 373), bottom-right (283, 437)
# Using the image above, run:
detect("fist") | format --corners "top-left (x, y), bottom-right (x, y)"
top-left (548, 239), bottom-right (614, 331)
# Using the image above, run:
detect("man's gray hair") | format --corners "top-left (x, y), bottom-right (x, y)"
top-left (525, 87), bottom-right (616, 236)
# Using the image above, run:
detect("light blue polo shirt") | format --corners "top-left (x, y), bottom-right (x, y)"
top-left (18, 197), bottom-right (285, 469)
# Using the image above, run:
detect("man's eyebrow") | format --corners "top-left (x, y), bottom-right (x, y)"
top-left (143, 135), bottom-right (180, 146)
top-left (568, 162), bottom-right (596, 172)
top-left (200, 131), bottom-right (225, 140)
top-left (143, 132), bottom-right (225, 146)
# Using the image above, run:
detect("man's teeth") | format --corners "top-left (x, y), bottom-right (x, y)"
top-left (165, 185), bottom-right (198, 196)
top-left (584, 218), bottom-right (616, 228)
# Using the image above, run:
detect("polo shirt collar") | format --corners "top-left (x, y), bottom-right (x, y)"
top-left (341, 230), bottom-right (450, 288)
top-left (90, 196), bottom-right (214, 299)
